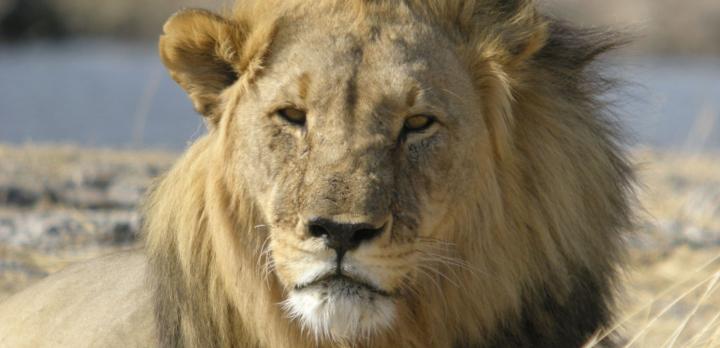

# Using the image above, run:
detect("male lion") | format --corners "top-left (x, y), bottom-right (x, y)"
top-left (0, 0), bottom-right (633, 347)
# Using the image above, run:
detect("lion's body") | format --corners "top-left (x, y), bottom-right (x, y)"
top-left (0, 1), bottom-right (633, 347)
top-left (0, 252), bottom-right (155, 347)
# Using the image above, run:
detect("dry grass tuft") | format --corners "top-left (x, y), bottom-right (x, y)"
top-left (585, 151), bottom-right (720, 347)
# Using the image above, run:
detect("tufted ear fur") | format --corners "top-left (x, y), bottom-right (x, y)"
top-left (159, 9), bottom-right (273, 121)
top-left (488, 0), bottom-right (548, 65)
top-left (457, 0), bottom-right (549, 161)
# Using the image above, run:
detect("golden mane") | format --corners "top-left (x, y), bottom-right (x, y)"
top-left (145, 1), bottom-right (633, 347)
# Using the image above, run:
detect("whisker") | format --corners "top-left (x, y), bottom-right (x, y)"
top-left (415, 237), bottom-right (492, 280)
top-left (418, 263), bottom-right (461, 288)
top-left (414, 266), bottom-right (445, 295)
top-left (256, 233), bottom-right (276, 290)
top-left (417, 252), bottom-right (488, 278)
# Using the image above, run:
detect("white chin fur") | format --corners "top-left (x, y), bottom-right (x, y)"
top-left (282, 287), bottom-right (396, 342)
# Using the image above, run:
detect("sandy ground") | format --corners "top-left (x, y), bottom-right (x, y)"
top-left (1, 144), bottom-right (719, 346)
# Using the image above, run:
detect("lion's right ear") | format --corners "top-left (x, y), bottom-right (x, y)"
top-left (159, 9), bottom-right (269, 120)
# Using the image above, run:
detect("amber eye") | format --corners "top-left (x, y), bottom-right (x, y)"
top-left (277, 108), bottom-right (307, 126)
top-left (403, 115), bottom-right (435, 133)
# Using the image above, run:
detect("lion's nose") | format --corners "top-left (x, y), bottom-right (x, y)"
top-left (307, 217), bottom-right (385, 254)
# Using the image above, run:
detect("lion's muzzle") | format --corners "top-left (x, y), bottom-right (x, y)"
top-left (277, 214), bottom-right (399, 340)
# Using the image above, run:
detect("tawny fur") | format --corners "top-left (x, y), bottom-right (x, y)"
top-left (0, 1), bottom-right (633, 347)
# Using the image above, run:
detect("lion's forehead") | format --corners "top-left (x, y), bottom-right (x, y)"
top-left (269, 32), bottom-right (434, 93)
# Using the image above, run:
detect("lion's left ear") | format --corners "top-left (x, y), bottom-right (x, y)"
top-left (159, 9), bottom-right (273, 121)
top-left (475, 0), bottom-right (549, 66)
top-left (461, 0), bottom-right (548, 160)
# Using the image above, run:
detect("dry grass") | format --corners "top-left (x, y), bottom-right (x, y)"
top-left (635, 150), bottom-right (720, 242)
top-left (620, 248), bottom-right (720, 348)
top-left (0, 143), bottom-right (175, 173)
top-left (583, 150), bottom-right (720, 347)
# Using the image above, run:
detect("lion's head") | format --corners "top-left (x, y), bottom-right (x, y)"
top-left (146, 1), bottom-right (632, 347)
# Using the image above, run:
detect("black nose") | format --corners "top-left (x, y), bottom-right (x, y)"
top-left (308, 218), bottom-right (384, 254)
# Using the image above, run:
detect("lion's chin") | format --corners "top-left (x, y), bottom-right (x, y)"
top-left (282, 278), bottom-right (396, 341)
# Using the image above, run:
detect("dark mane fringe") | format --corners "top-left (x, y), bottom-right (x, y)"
top-left (480, 17), bottom-right (634, 347)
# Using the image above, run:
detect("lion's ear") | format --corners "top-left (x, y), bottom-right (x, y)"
top-left (484, 0), bottom-right (548, 66)
top-left (457, 0), bottom-right (549, 161)
top-left (159, 9), bottom-right (254, 120)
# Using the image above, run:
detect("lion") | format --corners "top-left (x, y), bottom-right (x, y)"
top-left (0, 0), bottom-right (633, 347)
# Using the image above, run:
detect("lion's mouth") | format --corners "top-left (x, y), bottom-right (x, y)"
top-left (294, 274), bottom-right (391, 297)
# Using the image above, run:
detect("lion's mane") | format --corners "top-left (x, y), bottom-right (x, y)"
top-left (145, 1), bottom-right (633, 347)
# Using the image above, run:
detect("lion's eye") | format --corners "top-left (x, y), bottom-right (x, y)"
top-left (403, 115), bottom-right (435, 133)
top-left (277, 108), bottom-right (307, 126)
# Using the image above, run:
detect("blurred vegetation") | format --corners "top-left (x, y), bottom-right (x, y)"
top-left (543, 0), bottom-right (720, 56)
top-left (1, 0), bottom-right (720, 55)
top-left (0, 0), bottom-right (223, 41)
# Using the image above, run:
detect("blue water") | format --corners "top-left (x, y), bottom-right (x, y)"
top-left (612, 57), bottom-right (720, 151)
top-left (0, 40), bottom-right (202, 150)
top-left (0, 40), bottom-right (718, 151)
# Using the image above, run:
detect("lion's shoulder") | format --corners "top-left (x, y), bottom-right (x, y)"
top-left (0, 250), bottom-right (156, 347)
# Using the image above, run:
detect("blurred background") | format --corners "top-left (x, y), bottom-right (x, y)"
top-left (0, 0), bottom-right (718, 150)
top-left (0, 1), bottom-right (719, 346)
